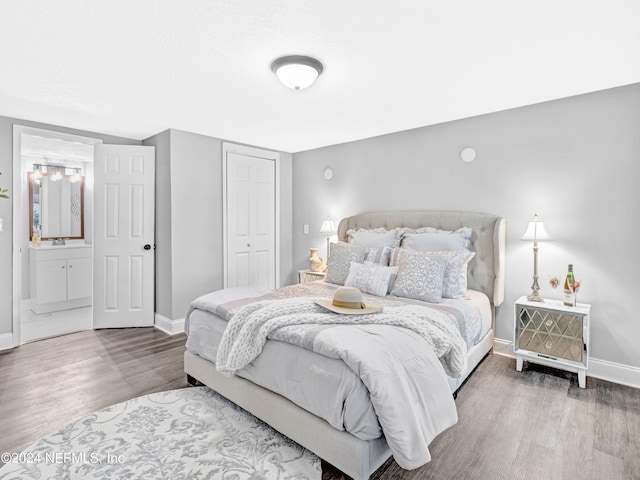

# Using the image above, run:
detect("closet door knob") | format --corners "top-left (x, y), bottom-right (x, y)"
top-left (144, 244), bottom-right (151, 250)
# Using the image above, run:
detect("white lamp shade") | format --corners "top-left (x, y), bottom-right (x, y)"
top-left (320, 218), bottom-right (336, 233)
top-left (521, 218), bottom-right (552, 241)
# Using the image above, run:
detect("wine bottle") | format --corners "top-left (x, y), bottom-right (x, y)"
top-left (563, 264), bottom-right (575, 306)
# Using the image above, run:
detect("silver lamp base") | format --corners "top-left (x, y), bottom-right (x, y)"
top-left (527, 291), bottom-right (545, 302)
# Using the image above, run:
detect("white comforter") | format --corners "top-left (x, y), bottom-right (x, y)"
top-left (216, 297), bottom-right (466, 469)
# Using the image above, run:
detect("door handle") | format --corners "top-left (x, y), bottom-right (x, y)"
top-left (144, 244), bottom-right (151, 250)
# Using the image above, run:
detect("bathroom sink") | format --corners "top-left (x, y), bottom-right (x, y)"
top-left (32, 242), bottom-right (90, 250)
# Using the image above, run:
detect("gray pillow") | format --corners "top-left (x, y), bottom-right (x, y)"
top-left (364, 246), bottom-right (393, 266)
top-left (345, 262), bottom-right (398, 297)
top-left (347, 228), bottom-right (404, 248)
top-left (391, 249), bottom-right (447, 303)
top-left (326, 242), bottom-right (366, 285)
top-left (402, 227), bottom-right (472, 251)
top-left (392, 248), bottom-right (475, 299)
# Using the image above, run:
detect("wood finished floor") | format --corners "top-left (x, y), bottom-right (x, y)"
top-left (0, 327), bottom-right (189, 459)
top-left (1, 328), bottom-right (638, 479)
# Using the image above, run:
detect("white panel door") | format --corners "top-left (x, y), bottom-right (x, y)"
top-left (93, 145), bottom-right (155, 328)
top-left (225, 149), bottom-right (277, 290)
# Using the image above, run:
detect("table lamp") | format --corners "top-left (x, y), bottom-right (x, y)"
top-left (319, 217), bottom-right (336, 262)
top-left (520, 213), bottom-right (552, 302)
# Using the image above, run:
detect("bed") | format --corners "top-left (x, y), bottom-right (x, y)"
top-left (184, 210), bottom-right (506, 479)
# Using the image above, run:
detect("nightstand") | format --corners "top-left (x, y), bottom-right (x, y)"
top-left (514, 296), bottom-right (591, 388)
top-left (298, 269), bottom-right (327, 283)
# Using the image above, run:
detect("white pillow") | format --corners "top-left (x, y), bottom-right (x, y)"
top-left (345, 262), bottom-right (398, 297)
top-left (326, 242), bottom-right (366, 285)
top-left (403, 227), bottom-right (472, 251)
top-left (391, 250), bottom-right (447, 303)
top-left (347, 228), bottom-right (404, 248)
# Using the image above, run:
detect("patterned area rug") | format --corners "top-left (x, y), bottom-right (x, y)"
top-left (0, 386), bottom-right (321, 479)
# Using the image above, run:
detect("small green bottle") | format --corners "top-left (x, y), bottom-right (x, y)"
top-left (563, 264), bottom-right (575, 306)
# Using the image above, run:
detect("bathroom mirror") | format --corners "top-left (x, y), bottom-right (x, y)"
top-left (29, 172), bottom-right (84, 240)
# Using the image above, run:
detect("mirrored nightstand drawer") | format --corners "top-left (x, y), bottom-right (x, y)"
top-left (516, 306), bottom-right (585, 362)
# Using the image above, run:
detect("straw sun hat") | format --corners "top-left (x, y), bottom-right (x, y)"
top-left (315, 286), bottom-right (383, 315)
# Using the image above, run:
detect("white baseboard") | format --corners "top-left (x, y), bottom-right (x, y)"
top-left (493, 337), bottom-right (640, 389)
top-left (588, 357), bottom-right (640, 389)
top-left (0, 332), bottom-right (15, 351)
top-left (154, 313), bottom-right (185, 335)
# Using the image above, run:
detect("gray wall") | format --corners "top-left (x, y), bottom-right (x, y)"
top-left (143, 130), bottom-right (173, 318)
top-left (0, 115), bottom-right (140, 336)
top-left (292, 83), bottom-right (640, 369)
top-left (0, 119), bottom-right (292, 339)
top-left (144, 129), bottom-right (294, 320)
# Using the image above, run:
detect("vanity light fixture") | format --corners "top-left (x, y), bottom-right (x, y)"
top-left (30, 163), bottom-right (83, 182)
top-left (32, 164), bottom-right (42, 182)
top-left (51, 166), bottom-right (63, 182)
top-left (271, 55), bottom-right (323, 90)
top-left (69, 168), bottom-right (81, 183)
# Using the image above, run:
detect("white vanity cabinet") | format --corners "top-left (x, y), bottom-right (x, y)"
top-left (30, 245), bottom-right (92, 314)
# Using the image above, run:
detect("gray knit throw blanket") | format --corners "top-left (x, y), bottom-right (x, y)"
top-left (216, 297), bottom-right (468, 378)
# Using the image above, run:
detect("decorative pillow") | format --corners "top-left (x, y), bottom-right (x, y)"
top-left (391, 250), bottom-right (447, 303)
top-left (345, 262), bottom-right (398, 297)
top-left (402, 227), bottom-right (472, 251)
top-left (364, 246), bottom-right (393, 266)
top-left (347, 228), bottom-right (404, 248)
top-left (391, 248), bottom-right (475, 299)
top-left (428, 250), bottom-right (475, 298)
top-left (325, 242), bottom-right (366, 285)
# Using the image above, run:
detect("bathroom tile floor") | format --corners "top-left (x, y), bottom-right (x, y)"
top-left (21, 306), bottom-right (92, 343)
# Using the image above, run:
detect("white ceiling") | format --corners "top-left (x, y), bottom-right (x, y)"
top-left (1, 1), bottom-right (639, 153)
top-left (21, 134), bottom-right (95, 162)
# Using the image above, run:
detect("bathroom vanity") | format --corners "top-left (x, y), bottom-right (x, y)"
top-left (30, 244), bottom-right (92, 314)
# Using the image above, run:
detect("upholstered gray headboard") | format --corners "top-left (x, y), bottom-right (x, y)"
top-left (337, 210), bottom-right (506, 306)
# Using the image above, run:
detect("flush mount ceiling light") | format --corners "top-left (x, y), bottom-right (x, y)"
top-left (271, 55), bottom-right (323, 90)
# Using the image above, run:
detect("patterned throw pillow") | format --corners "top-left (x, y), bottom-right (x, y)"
top-left (391, 250), bottom-right (447, 303)
top-left (424, 250), bottom-right (475, 298)
top-left (391, 248), bottom-right (475, 299)
top-left (345, 262), bottom-right (398, 297)
top-left (325, 242), bottom-right (366, 285)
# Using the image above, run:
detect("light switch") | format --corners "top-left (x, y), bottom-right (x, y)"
top-left (303, 224), bottom-right (309, 235)
top-left (0, 218), bottom-right (3, 232)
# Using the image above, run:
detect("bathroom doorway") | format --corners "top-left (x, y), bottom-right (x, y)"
top-left (12, 126), bottom-right (102, 343)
